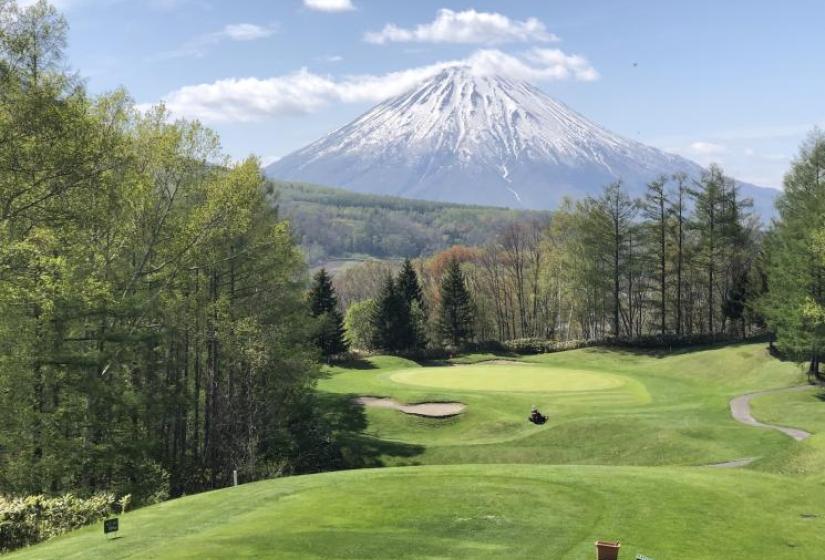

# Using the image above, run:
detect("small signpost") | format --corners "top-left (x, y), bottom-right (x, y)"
top-left (104, 518), bottom-right (119, 540)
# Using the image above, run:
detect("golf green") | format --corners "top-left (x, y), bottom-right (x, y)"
top-left (390, 364), bottom-right (628, 392)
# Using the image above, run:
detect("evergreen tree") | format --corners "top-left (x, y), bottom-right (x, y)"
top-left (396, 259), bottom-right (427, 349)
top-left (437, 259), bottom-right (474, 347)
top-left (371, 274), bottom-right (415, 352)
top-left (397, 259), bottom-right (425, 311)
top-left (308, 268), bottom-right (348, 357)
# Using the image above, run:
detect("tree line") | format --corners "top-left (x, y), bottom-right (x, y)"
top-left (0, 1), bottom-right (336, 506)
top-left (333, 165), bottom-right (763, 350)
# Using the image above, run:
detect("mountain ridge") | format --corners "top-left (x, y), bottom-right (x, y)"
top-left (267, 66), bottom-right (777, 217)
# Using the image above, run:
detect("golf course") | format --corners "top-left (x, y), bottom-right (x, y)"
top-left (11, 342), bottom-right (825, 559)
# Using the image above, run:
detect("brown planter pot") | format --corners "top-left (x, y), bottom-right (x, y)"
top-left (595, 540), bottom-right (621, 560)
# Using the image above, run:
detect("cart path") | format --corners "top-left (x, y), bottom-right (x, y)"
top-left (729, 385), bottom-right (814, 441)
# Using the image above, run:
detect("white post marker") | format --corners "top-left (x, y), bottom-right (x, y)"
top-left (233, 469), bottom-right (238, 487)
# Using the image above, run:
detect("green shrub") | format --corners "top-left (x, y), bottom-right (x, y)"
top-left (0, 493), bottom-right (128, 553)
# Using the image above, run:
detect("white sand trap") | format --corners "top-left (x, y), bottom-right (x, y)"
top-left (355, 397), bottom-right (466, 418)
top-left (477, 359), bottom-right (528, 366)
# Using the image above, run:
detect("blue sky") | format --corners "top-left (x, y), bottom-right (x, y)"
top-left (51, 0), bottom-right (825, 189)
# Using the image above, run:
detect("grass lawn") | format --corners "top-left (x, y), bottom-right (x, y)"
top-left (10, 464), bottom-right (825, 560)
top-left (320, 343), bottom-right (806, 466)
top-left (15, 342), bottom-right (825, 559)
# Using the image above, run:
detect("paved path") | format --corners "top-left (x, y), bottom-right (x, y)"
top-left (729, 385), bottom-right (814, 441)
top-left (706, 457), bottom-right (757, 468)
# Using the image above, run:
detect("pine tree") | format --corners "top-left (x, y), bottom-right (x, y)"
top-left (371, 274), bottom-right (414, 352)
top-left (396, 259), bottom-right (427, 349)
top-left (308, 268), bottom-right (348, 357)
top-left (437, 259), bottom-right (474, 348)
top-left (397, 259), bottom-right (425, 311)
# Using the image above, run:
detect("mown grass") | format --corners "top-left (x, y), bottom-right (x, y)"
top-left (11, 464), bottom-right (825, 560)
top-left (320, 343), bottom-right (805, 466)
top-left (15, 342), bottom-right (825, 559)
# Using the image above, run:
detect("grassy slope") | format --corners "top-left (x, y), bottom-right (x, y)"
top-left (11, 465), bottom-right (825, 560)
top-left (320, 344), bottom-right (805, 467)
top-left (17, 342), bottom-right (825, 559)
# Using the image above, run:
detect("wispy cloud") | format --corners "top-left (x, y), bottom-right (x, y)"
top-left (688, 141), bottom-right (727, 156)
top-left (303, 0), bottom-right (355, 13)
top-left (147, 47), bottom-right (598, 123)
top-left (156, 23), bottom-right (276, 60)
top-left (365, 9), bottom-right (558, 45)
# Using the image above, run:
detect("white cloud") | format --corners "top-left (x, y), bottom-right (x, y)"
top-left (365, 9), bottom-right (558, 45)
top-left (688, 141), bottom-right (727, 156)
top-left (303, 0), bottom-right (355, 12)
top-left (222, 23), bottom-right (275, 41)
top-left (151, 47), bottom-right (598, 123)
top-left (157, 23), bottom-right (275, 59)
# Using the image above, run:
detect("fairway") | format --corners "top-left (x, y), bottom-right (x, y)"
top-left (11, 464), bottom-right (825, 560)
top-left (390, 364), bottom-right (627, 392)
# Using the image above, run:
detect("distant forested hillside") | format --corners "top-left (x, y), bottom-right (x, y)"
top-left (270, 181), bottom-right (548, 263)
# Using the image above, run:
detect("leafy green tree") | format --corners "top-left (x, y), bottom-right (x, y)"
top-left (344, 299), bottom-right (378, 351)
top-left (0, 1), bottom-right (332, 505)
top-left (437, 259), bottom-right (474, 347)
top-left (760, 131), bottom-right (825, 376)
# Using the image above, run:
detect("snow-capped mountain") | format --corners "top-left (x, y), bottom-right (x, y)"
top-left (267, 66), bottom-right (777, 216)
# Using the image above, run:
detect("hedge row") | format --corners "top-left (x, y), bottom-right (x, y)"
top-left (0, 493), bottom-right (128, 553)
top-left (500, 338), bottom-right (597, 354)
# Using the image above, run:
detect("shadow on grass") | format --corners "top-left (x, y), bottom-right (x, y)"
top-left (332, 357), bottom-right (378, 370)
top-left (319, 393), bottom-right (424, 468)
top-left (585, 339), bottom-right (773, 359)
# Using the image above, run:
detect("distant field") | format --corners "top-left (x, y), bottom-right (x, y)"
top-left (17, 342), bottom-right (825, 559)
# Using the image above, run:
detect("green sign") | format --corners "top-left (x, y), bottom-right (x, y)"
top-left (104, 518), bottom-right (119, 535)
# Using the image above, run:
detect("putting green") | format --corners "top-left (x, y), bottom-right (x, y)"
top-left (390, 364), bottom-right (627, 393)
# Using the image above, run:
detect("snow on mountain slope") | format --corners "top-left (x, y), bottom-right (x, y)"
top-left (267, 66), bottom-right (777, 216)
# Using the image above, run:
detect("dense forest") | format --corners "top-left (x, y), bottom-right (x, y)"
top-left (0, 1), bottom-right (337, 509)
top-left (272, 180), bottom-right (547, 263)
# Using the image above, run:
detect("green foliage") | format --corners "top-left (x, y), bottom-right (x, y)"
top-left (344, 299), bottom-right (378, 351)
top-left (437, 259), bottom-right (474, 347)
top-left (308, 269), bottom-right (348, 357)
top-left (371, 275), bottom-right (418, 352)
top-left (0, 493), bottom-right (125, 552)
top-left (759, 131), bottom-right (825, 372)
top-left (0, 1), bottom-right (330, 514)
top-left (397, 259), bottom-right (425, 311)
top-left (271, 181), bottom-right (548, 263)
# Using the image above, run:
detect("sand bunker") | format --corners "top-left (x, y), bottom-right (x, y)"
top-left (355, 397), bottom-right (466, 418)
top-left (477, 359), bottom-right (527, 366)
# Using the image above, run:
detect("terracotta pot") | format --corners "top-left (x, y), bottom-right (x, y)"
top-left (595, 540), bottom-right (621, 560)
